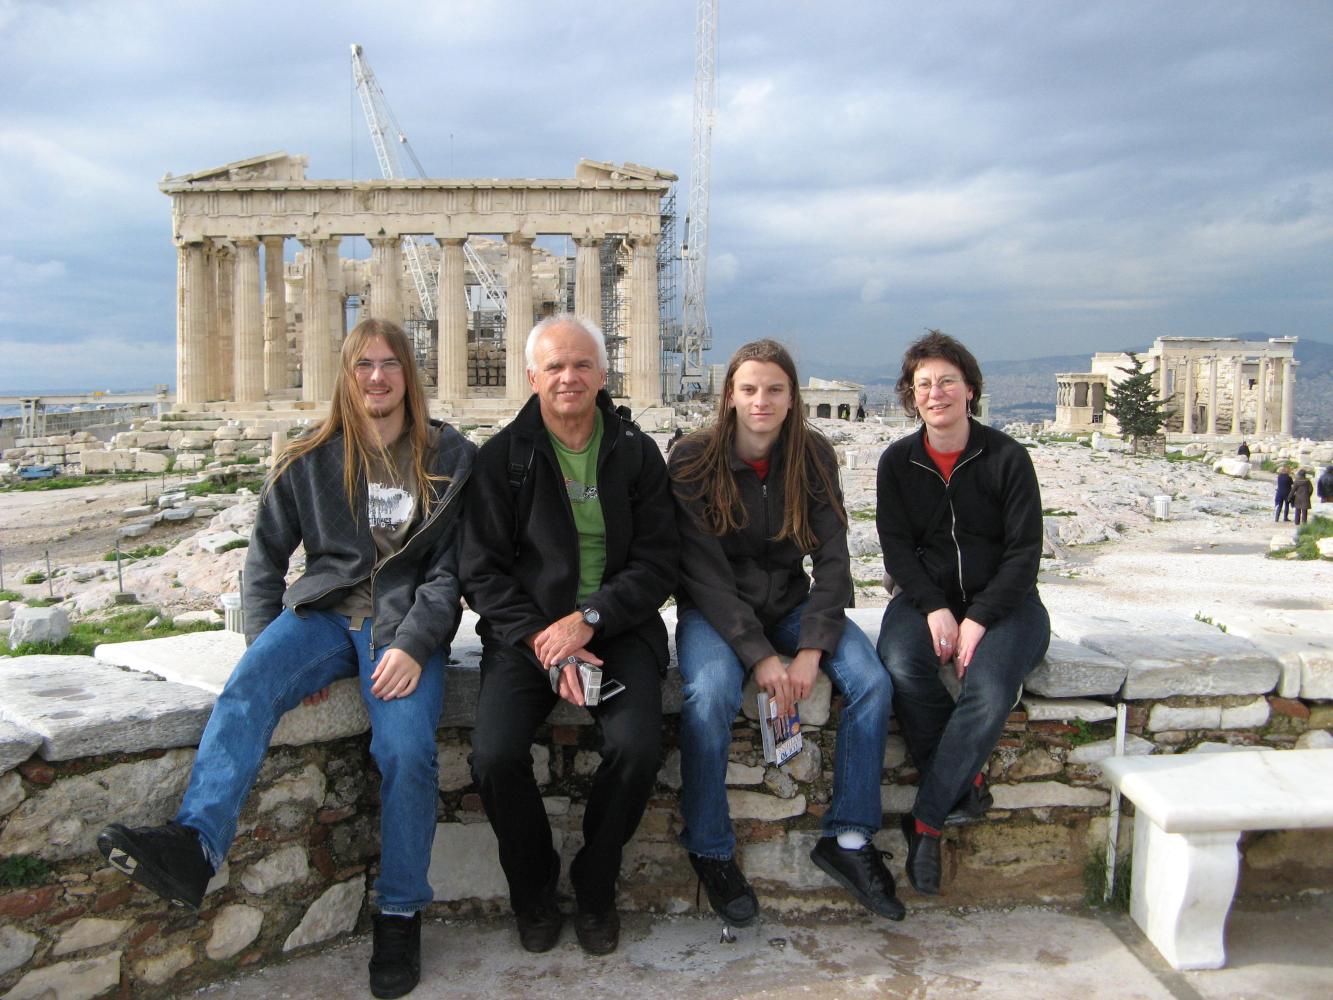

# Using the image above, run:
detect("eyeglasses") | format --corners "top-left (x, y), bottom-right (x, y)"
top-left (354, 360), bottom-right (404, 376)
top-left (913, 376), bottom-right (964, 395)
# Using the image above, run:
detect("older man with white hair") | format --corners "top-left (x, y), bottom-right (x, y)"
top-left (461, 314), bottom-right (678, 956)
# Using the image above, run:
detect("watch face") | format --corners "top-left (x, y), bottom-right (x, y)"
top-left (583, 607), bottom-right (600, 625)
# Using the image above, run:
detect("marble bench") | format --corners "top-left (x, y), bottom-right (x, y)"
top-left (1100, 748), bottom-right (1333, 971)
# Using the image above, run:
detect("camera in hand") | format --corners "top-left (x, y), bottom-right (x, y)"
top-left (548, 656), bottom-right (625, 706)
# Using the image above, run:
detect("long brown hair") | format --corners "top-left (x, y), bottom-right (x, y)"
top-left (673, 339), bottom-right (845, 551)
top-left (269, 318), bottom-right (447, 513)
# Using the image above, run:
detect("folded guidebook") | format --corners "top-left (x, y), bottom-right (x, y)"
top-left (757, 691), bottom-right (803, 766)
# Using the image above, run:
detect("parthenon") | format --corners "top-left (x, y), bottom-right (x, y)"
top-left (160, 151), bottom-right (677, 423)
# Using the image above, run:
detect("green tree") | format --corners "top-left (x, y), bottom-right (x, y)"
top-left (1106, 352), bottom-right (1175, 454)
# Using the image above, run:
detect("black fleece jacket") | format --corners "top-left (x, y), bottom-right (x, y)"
top-left (243, 420), bottom-right (476, 664)
top-left (670, 432), bottom-right (852, 670)
top-left (876, 420), bottom-right (1042, 627)
top-left (460, 391), bottom-right (679, 669)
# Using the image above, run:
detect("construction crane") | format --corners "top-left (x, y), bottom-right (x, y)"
top-left (350, 44), bottom-right (507, 322)
top-left (680, 0), bottom-right (718, 381)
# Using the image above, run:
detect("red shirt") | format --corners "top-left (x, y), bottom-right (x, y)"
top-left (924, 438), bottom-right (964, 482)
top-left (743, 457), bottom-right (771, 481)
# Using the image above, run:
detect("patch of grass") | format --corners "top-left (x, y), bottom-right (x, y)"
top-left (229, 454), bottom-right (261, 465)
top-left (1042, 508), bottom-right (1076, 517)
top-left (0, 855), bottom-right (53, 888)
top-left (1194, 613), bottom-right (1227, 633)
top-left (9, 608), bottom-right (224, 657)
top-left (22, 572), bottom-right (45, 585)
top-left (1067, 718), bottom-right (1103, 746)
top-left (102, 544), bottom-right (169, 562)
top-left (0, 589), bottom-right (21, 602)
top-left (1084, 844), bottom-right (1131, 911)
top-left (0, 477), bottom-right (97, 492)
top-left (849, 509), bottom-right (877, 521)
top-left (1164, 451), bottom-right (1205, 463)
top-left (1268, 514), bottom-right (1333, 561)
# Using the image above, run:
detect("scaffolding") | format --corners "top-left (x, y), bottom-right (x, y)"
top-left (599, 237), bottom-right (629, 398)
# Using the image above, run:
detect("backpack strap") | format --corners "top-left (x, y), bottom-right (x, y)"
top-left (615, 406), bottom-right (644, 502)
top-left (507, 434), bottom-right (535, 495)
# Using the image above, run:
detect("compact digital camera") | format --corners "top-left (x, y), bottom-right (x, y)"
top-left (548, 656), bottom-right (625, 706)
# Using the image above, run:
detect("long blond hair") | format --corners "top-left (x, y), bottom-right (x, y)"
top-left (269, 319), bottom-right (446, 513)
top-left (672, 339), bottom-right (845, 552)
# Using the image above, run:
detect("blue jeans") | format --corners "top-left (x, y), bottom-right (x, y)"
top-left (676, 604), bottom-right (894, 860)
top-left (877, 593), bottom-right (1050, 831)
top-left (176, 609), bottom-right (447, 915)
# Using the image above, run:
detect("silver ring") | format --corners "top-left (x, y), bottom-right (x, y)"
top-left (939, 639), bottom-right (951, 647)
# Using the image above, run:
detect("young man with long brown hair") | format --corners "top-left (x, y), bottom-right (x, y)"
top-left (98, 319), bottom-right (475, 999)
top-left (670, 339), bottom-right (902, 926)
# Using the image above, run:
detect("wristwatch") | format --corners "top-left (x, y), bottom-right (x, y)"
top-left (579, 605), bottom-right (601, 630)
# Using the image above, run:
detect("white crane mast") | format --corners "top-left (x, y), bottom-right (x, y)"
top-left (680, 0), bottom-right (718, 379)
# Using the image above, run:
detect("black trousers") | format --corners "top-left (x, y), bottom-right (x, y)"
top-left (469, 629), bottom-right (662, 915)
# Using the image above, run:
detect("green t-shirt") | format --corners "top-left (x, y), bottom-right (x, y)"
top-left (548, 412), bottom-right (606, 606)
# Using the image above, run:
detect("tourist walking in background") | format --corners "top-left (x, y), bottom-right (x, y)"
top-left (1290, 469), bottom-right (1314, 526)
top-left (669, 340), bottom-right (901, 926)
top-left (1318, 465), bottom-right (1333, 504)
top-left (1238, 440), bottom-right (1251, 460)
top-left (875, 330), bottom-right (1049, 897)
top-left (99, 320), bottom-right (475, 1000)
top-left (1275, 465), bottom-right (1294, 521)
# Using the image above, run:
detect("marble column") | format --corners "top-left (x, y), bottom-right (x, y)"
top-left (232, 239), bottom-right (264, 403)
top-left (1255, 357), bottom-right (1268, 436)
top-left (203, 244), bottom-right (220, 401)
top-left (368, 236), bottom-right (405, 328)
top-left (1182, 359), bottom-right (1195, 435)
top-left (1281, 358), bottom-right (1296, 437)
top-left (627, 235), bottom-right (660, 405)
top-left (436, 238), bottom-right (468, 402)
top-left (175, 242), bottom-right (187, 404)
top-left (262, 237), bottom-right (287, 396)
top-left (215, 247), bottom-right (236, 401)
top-left (575, 237), bottom-right (603, 328)
top-left (1207, 358), bottom-right (1219, 435)
top-left (300, 237), bottom-right (337, 402)
top-left (178, 242), bottom-right (210, 407)
top-left (1230, 360), bottom-right (1242, 436)
top-left (505, 234), bottom-right (534, 401)
top-left (326, 240), bottom-right (345, 347)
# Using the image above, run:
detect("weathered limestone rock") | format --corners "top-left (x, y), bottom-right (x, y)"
top-left (2, 951), bottom-right (121, 1000)
top-left (131, 944), bottom-right (194, 985)
top-left (0, 771), bottom-right (24, 817)
top-left (1066, 733), bottom-right (1155, 767)
top-left (214, 426), bottom-right (243, 441)
top-left (172, 610), bottom-right (220, 626)
top-left (136, 431), bottom-right (171, 449)
top-left (745, 830), bottom-right (838, 889)
top-left (8, 606), bottom-right (70, 650)
top-left (0, 718), bottom-right (42, 773)
top-left (990, 781), bottom-right (1110, 809)
top-left (1049, 610), bottom-right (1217, 643)
top-left (1148, 704), bottom-right (1221, 731)
top-left (283, 876), bottom-right (364, 952)
top-left (133, 451), bottom-right (170, 473)
top-left (1020, 695), bottom-right (1117, 722)
top-left (168, 431), bottom-right (214, 450)
top-left (726, 790), bottom-right (807, 821)
top-left (0, 749), bottom-right (194, 860)
top-left (763, 768), bottom-right (798, 798)
top-left (428, 823), bottom-right (509, 901)
top-left (436, 744), bottom-right (471, 792)
top-left (0, 602), bottom-right (11, 621)
top-left (206, 904), bottom-right (265, 961)
top-left (725, 762), bottom-right (764, 785)
top-left (1296, 730), bottom-right (1333, 750)
top-left (0, 655), bottom-right (214, 758)
top-left (1220, 696), bottom-right (1270, 729)
top-left (81, 449), bottom-right (133, 473)
top-left (198, 532), bottom-right (249, 554)
top-left (117, 523), bottom-right (152, 539)
top-left (206, 862), bottom-right (230, 897)
top-left (257, 764), bottom-right (325, 812)
top-left (882, 735), bottom-right (908, 770)
top-left (240, 845), bottom-right (309, 894)
top-left (530, 743), bottom-right (550, 786)
top-left (51, 918), bottom-right (132, 957)
top-left (656, 749), bottom-right (682, 790)
top-left (782, 742), bottom-right (822, 783)
top-left (1213, 458), bottom-right (1251, 478)
top-left (1079, 632), bottom-right (1280, 699)
top-left (1023, 638), bottom-right (1128, 697)
top-left (1005, 748), bottom-right (1064, 780)
top-left (741, 669), bottom-right (831, 727)
top-left (162, 505), bottom-right (197, 522)
top-left (0, 926), bottom-right (39, 977)
top-left (880, 784), bottom-right (918, 814)
top-left (95, 629), bottom-right (246, 694)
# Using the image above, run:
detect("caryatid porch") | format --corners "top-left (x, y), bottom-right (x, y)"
top-left (160, 153), bottom-right (677, 420)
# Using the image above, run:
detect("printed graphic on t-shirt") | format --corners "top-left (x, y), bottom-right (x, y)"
top-left (368, 481), bottom-right (415, 529)
top-left (565, 478), bottom-right (599, 505)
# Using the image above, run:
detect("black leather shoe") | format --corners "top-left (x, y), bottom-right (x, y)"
top-left (900, 814), bottom-right (942, 896)
top-left (97, 821), bottom-right (214, 911)
top-left (944, 777), bottom-right (994, 827)
top-left (515, 850), bottom-right (563, 953)
top-left (369, 912), bottom-right (421, 999)
top-left (689, 853), bottom-right (759, 927)
top-left (574, 906), bottom-right (620, 955)
top-left (809, 837), bottom-right (905, 921)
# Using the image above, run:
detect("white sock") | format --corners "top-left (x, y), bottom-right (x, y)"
top-left (836, 831), bottom-right (869, 851)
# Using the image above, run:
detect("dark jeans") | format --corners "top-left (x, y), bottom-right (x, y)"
top-left (1276, 501), bottom-right (1291, 521)
top-left (877, 593), bottom-right (1050, 831)
top-left (1294, 507), bottom-right (1308, 525)
top-left (469, 630), bottom-right (662, 916)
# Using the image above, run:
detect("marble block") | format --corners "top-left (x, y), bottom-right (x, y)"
top-left (1148, 705), bottom-right (1221, 731)
top-left (1021, 695), bottom-right (1116, 723)
top-left (1210, 619), bottom-right (1330, 699)
top-left (1066, 733), bottom-right (1156, 772)
top-left (1264, 610), bottom-right (1333, 637)
top-left (427, 822), bottom-right (510, 901)
top-left (1049, 610), bottom-right (1217, 643)
top-left (1024, 639), bottom-right (1127, 697)
top-left (989, 781), bottom-right (1109, 810)
top-left (270, 680), bottom-right (369, 746)
top-left (744, 830), bottom-right (838, 889)
top-left (1077, 633), bottom-right (1280, 700)
top-left (0, 717), bottom-right (42, 773)
top-left (0, 655), bottom-right (215, 759)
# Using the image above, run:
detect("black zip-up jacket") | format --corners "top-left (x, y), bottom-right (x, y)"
top-left (670, 432), bottom-right (852, 670)
top-left (243, 420), bottom-right (475, 664)
top-left (460, 391), bottom-right (678, 668)
top-left (877, 420), bottom-right (1042, 627)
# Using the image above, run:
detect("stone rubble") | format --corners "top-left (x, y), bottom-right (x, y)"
top-left (281, 876), bottom-right (365, 953)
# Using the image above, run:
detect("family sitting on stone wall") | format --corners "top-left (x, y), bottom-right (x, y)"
top-left (94, 317), bottom-right (1046, 999)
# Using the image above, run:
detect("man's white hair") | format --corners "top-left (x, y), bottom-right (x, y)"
top-left (525, 313), bottom-right (608, 371)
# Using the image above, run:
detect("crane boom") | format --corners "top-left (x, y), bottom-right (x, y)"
top-left (680, 0), bottom-right (718, 379)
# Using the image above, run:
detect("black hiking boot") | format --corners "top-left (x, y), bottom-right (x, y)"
top-left (97, 820), bottom-right (214, 911)
top-left (688, 852), bottom-right (759, 928)
top-left (369, 912), bottom-right (421, 999)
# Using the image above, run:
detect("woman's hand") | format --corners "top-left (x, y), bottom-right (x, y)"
top-left (926, 608), bottom-right (960, 666)
top-left (754, 655), bottom-right (794, 718)
top-left (954, 618), bottom-right (987, 679)
top-left (786, 649), bottom-right (822, 710)
top-left (302, 687), bottom-right (331, 707)
top-left (370, 648), bottom-right (422, 700)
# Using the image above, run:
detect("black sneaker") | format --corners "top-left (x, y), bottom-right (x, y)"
top-left (97, 821), bottom-right (214, 911)
top-left (809, 837), bottom-right (905, 921)
top-left (515, 850), bottom-right (563, 953)
top-left (944, 777), bottom-right (994, 827)
top-left (688, 853), bottom-right (759, 927)
top-left (369, 912), bottom-right (421, 999)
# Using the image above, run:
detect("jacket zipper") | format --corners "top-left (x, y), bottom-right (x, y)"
top-left (911, 447), bottom-right (982, 606)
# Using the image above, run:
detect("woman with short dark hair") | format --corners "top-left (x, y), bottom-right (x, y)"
top-left (876, 330), bottom-right (1049, 896)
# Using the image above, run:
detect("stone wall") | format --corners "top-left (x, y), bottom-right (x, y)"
top-left (3, 607), bottom-right (1333, 997)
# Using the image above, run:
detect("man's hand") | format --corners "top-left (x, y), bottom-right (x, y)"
top-left (754, 655), bottom-right (794, 719)
top-left (370, 648), bottom-right (422, 700)
top-left (926, 608), bottom-right (960, 666)
top-left (302, 687), bottom-right (331, 707)
top-left (954, 618), bottom-right (987, 679)
top-left (554, 651), bottom-right (599, 707)
top-left (531, 612), bottom-right (600, 667)
top-left (786, 649), bottom-right (822, 708)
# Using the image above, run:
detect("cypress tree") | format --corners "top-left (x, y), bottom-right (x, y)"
top-left (1106, 352), bottom-right (1176, 454)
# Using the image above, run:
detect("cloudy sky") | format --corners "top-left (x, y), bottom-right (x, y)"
top-left (1, 0), bottom-right (1329, 391)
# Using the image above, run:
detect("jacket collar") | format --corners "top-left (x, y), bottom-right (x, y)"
top-left (728, 433), bottom-right (788, 477)
top-left (510, 388), bottom-right (622, 443)
top-left (908, 418), bottom-right (986, 469)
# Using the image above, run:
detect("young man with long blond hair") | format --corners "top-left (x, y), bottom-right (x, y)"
top-left (99, 319), bottom-right (474, 999)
